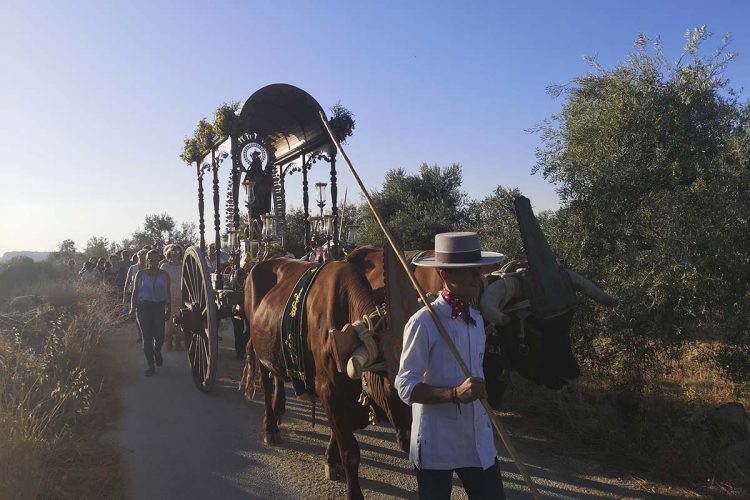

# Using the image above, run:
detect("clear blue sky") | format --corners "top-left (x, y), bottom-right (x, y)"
top-left (0, 0), bottom-right (748, 255)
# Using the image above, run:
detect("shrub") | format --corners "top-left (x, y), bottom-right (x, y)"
top-left (0, 281), bottom-right (121, 499)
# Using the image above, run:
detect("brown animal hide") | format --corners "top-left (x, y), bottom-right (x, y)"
top-left (242, 257), bottom-right (411, 499)
top-left (346, 247), bottom-right (444, 304)
top-left (346, 246), bottom-right (502, 305)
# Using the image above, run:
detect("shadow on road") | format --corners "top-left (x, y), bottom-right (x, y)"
top-left (108, 322), bottom-right (652, 499)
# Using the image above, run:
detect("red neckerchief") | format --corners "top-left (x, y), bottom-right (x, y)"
top-left (441, 288), bottom-right (476, 326)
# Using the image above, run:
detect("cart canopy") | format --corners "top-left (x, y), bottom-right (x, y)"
top-left (238, 83), bottom-right (332, 164)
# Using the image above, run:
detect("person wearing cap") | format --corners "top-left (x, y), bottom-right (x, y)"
top-left (395, 232), bottom-right (506, 499)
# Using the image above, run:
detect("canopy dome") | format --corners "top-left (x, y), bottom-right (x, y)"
top-left (238, 84), bottom-right (331, 164)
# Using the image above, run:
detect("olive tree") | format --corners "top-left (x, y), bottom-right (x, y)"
top-left (358, 164), bottom-right (467, 249)
top-left (533, 27), bottom-right (750, 381)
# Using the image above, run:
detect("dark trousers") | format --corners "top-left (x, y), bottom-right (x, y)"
top-left (125, 292), bottom-right (142, 339)
top-left (415, 459), bottom-right (505, 500)
top-left (136, 301), bottom-right (166, 366)
top-left (231, 316), bottom-right (250, 358)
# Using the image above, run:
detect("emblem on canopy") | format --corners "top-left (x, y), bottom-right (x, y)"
top-left (241, 142), bottom-right (268, 170)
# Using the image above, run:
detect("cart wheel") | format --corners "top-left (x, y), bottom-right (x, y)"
top-left (181, 246), bottom-right (218, 392)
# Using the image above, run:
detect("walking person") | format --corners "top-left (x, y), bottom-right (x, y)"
top-left (130, 250), bottom-right (171, 376)
top-left (102, 261), bottom-right (114, 285)
top-left (96, 257), bottom-right (107, 278)
top-left (160, 244), bottom-right (184, 351)
top-left (395, 232), bottom-right (507, 500)
top-left (114, 251), bottom-right (129, 295)
top-left (79, 261), bottom-right (99, 283)
top-left (102, 254), bottom-right (121, 289)
top-left (124, 249), bottom-right (148, 343)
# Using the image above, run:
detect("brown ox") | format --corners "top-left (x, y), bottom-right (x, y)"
top-left (243, 258), bottom-right (410, 500)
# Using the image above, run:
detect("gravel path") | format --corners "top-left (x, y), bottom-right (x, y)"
top-left (108, 322), bottom-right (653, 499)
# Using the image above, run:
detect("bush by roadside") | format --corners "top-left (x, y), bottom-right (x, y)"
top-left (501, 337), bottom-right (750, 498)
top-left (0, 280), bottom-right (124, 499)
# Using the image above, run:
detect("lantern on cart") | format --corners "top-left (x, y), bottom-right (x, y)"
top-left (262, 214), bottom-right (277, 241)
top-left (315, 182), bottom-right (327, 219)
top-left (226, 229), bottom-right (242, 251)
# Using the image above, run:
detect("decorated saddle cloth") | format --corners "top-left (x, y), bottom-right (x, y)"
top-left (281, 263), bottom-right (327, 396)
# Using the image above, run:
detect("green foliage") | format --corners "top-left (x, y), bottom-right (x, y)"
top-left (328, 103), bottom-right (356, 144)
top-left (194, 118), bottom-right (217, 153)
top-left (0, 281), bottom-right (122, 498)
top-left (83, 237), bottom-right (111, 260)
top-left (281, 201), bottom-right (364, 258)
top-left (125, 213), bottom-right (196, 251)
top-left (338, 199), bottom-right (365, 244)
top-left (533, 28), bottom-right (750, 381)
top-left (180, 137), bottom-right (201, 165)
top-left (213, 101), bottom-right (241, 138)
top-left (283, 207), bottom-right (307, 258)
top-left (49, 239), bottom-right (78, 264)
top-left (0, 258), bottom-right (65, 304)
top-left (358, 164), bottom-right (467, 249)
top-left (465, 186), bottom-right (524, 256)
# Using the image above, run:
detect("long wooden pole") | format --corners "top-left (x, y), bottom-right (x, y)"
top-left (319, 111), bottom-right (542, 499)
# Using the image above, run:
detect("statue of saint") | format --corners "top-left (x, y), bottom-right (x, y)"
top-left (242, 151), bottom-right (274, 221)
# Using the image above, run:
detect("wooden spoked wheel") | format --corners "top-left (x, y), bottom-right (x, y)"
top-left (180, 246), bottom-right (218, 392)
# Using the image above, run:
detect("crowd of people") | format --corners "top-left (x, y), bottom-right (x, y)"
top-left (69, 244), bottom-right (186, 377)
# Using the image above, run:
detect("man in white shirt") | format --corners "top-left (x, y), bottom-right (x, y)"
top-left (395, 232), bottom-right (506, 499)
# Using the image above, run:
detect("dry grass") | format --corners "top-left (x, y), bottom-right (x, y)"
top-left (501, 338), bottom-right (750, 498)
top-left (0, 280), bottom-right (125, 499)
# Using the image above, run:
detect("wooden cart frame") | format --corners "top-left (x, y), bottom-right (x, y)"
top-left (177, 84), bottom-right (344, 391)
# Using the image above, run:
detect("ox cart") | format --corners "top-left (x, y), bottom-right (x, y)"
top-left (176, 84), bottom-right (616, 498)
top-left (177, 84), bottom-right (350, 392)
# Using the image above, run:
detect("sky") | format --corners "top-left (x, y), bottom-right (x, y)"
top-left (0, 0), bottom-right (748, 255)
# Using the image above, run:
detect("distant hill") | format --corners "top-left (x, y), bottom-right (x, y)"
top-left (0, 251), bottom-right (53, 263)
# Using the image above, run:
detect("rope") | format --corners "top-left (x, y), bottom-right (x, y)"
top-left (346, 308), bottom-right (385, 378)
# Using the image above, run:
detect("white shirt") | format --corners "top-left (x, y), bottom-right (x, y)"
top-left (395, 295), bottom-right (496, 470)
top-left (124, 263), bottom-right (141, 292)
top-left (160, 261), bottom-right (182, 305)
top-left (206, 250), bottom-right (229, 272)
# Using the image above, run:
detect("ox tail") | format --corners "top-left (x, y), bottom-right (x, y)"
top-left (240, 339), bottom-right (257, 400)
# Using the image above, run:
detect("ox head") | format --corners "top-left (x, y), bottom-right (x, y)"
top-left (478, 195), bottom-right (618, 408)
top-left (479, 263), bottom-right (617, 407)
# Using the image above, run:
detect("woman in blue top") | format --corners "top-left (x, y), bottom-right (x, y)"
top-left (130, 249), bottom-right (172, 376)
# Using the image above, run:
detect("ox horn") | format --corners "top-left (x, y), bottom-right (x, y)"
top-left (479, 276), bottom-right (523, 326)
top-left (565, 270), bottom-right (618, 307)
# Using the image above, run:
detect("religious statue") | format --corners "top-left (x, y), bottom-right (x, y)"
top-left (242, 151), bottom-right (274, 222)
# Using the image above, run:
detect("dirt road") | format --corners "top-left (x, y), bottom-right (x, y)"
top-left (107, 322), bottom-right (651, 499)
